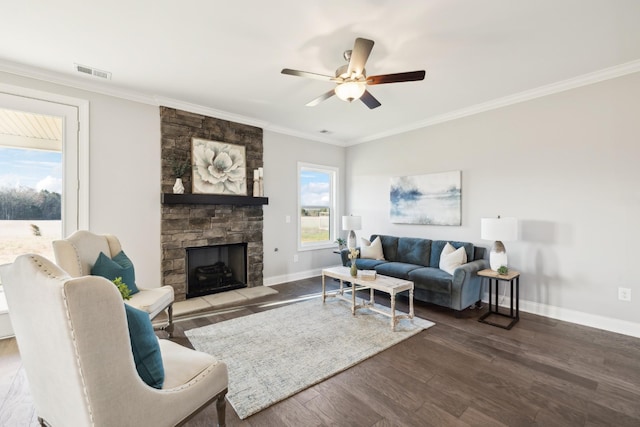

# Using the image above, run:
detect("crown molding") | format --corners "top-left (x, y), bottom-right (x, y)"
top-left (350, 59), bottom-right (640, 146)
top-left (4, 58), bottom-right (639, 147)
top-left (0, 59), bottom-right (343, 145)
top-left (0, 59), bottom-right (157, 105)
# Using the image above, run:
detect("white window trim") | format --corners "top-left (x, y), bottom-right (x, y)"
top-left (297, 162), bottom-right (339, 252)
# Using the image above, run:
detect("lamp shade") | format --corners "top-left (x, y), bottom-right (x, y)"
top-left (342, 215), bottom-right (362, 231)
top-left (335, 82), bottom-right (366, 102)
top-left (481, 217), bottom-right (518, 242)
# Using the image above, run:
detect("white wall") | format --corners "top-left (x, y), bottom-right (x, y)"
top-left (346, 72), bottom-right (640, 333)
top-left (262, 131), bottom-right (345, 284)
top-left (0, 72), bottom-right (162, 288)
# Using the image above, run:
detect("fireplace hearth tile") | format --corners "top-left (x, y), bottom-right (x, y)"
top-left (153, 287), bottom-right (279, 325)
top-left (202, 291), bottom-right (246, 307)
top-left (235, 286), bottom-right (278, 299)
top-left (171, 298), bottom-right (211, 316)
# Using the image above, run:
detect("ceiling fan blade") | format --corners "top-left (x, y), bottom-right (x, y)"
top-left (360, 90), bottom-right (381, 109)
top-left (281, 68), bottom-right (335, 82)
top-left (367, 70), bottom-right (426, 85)
top-left (346, 38), bottom-right (374, 77)
top-left (306, 89), bottom-right (336, 107)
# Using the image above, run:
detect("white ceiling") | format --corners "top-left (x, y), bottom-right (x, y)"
top-left (2, 0), bottom-right (640, 145)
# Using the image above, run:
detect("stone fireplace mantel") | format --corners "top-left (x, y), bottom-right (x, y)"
top-left (162, 193), bottom-right (269, 206)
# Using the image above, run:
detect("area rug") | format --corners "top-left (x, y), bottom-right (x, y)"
top-left (184, 297), bottom-right (435, 419)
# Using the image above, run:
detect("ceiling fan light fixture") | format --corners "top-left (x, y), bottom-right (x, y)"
top-left (335, 81), bottom-right (366, 102)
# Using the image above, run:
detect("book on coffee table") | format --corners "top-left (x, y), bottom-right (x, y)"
top-left (360, 270), bottom-right (377, 281)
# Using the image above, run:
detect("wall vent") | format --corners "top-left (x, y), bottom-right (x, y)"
top-left (74, 63), bottom-right (112, 80)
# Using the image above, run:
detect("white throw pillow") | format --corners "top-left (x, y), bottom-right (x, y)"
top-left (439, 242), bottom-right (467, 275)
top-left (360, 237), bottom-right (385, 260)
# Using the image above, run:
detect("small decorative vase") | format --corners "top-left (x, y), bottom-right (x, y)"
top-left (350, 262), bottom-right (357, 277)
top-left (173, 178), bottom-right (185, 194)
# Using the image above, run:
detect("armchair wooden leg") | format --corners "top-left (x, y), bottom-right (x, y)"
top-left (165, 304), bottom-right (174, 337)
top-left (216, 390), bottom-right (227, 427)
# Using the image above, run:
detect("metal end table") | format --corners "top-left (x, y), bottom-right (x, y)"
top-left (477, 268), bottom-right (520, 330)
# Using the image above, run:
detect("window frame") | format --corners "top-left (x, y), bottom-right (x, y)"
top-left (297, 162), bottom-right (339, 252)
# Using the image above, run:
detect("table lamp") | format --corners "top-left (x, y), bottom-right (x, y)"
top-left (342, 215), bottom-right (362, 250)
top-left (481, 216), bottom-right (518, 271)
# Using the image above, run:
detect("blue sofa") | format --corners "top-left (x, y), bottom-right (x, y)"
top-left (341, 234), bottom-right (488, 313)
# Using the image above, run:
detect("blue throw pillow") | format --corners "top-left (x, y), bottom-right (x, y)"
top-left (124, 304), bottom-right (165, 389)
top-left (91, 251), bottom-right (139, 294)
top-left (111, 251), bottom-right (140, 294)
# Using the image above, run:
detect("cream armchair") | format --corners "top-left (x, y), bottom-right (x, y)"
top-left (1, 254), bottom-right (228, 427)
top-left (53, 230), bottom-right (174, 334)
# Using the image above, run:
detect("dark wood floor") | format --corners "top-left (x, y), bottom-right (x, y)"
top-left (2, 277), bottom-right (640, 426)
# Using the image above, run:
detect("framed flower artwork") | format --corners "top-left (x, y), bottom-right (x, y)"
top-left (191, 138), bottom-right (247, 195)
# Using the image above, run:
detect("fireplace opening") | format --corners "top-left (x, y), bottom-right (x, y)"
top-left (186, 243), bottom-right (247, 298)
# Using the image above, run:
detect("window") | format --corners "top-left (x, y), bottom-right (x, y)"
top-left (298, 163), bottom-right (338, 250)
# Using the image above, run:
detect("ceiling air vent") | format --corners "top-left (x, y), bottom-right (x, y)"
top-left (74, 63), bottom-right (112, 80)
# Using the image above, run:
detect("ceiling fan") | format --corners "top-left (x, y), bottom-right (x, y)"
top-left (281, 37), bottom-right (425, 109)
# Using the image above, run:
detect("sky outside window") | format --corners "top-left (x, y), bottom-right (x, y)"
top-left (0, 147), bottom-right (62, 192)
top-left (300, 170), bottom-right (330, 207)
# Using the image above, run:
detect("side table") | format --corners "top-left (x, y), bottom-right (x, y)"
top-left (477, 268), bottom-right (520, 330)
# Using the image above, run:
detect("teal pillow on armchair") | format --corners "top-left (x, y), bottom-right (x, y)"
top-left (124, 304), bottom-right (164, 389)
top-left (91, 251), bottom-right (140, 294)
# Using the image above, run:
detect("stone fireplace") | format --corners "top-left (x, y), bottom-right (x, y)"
top-left (160, 107), bottom-right (265, 301)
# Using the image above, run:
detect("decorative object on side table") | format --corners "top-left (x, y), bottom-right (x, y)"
top-left (348, 248), bottom-right (359, 277)
top-left (481, 215), bottom-right (518, 271)
top-left (191, 137), bottom-right (247, 195)
top-left (342, 215), bottom-right (362, 249)
top-left (334, 237), bottom-right (346, 251)
top-left (170, 158), bottom-right (190, 194)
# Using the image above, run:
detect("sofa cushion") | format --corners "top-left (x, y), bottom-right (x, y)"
top-left (354, 258), bottom-right (387, 270)
top-left (371, 235), bottom-right (399, 262)
top-left (360, 236), bottom-right (385, 260)
top-left (430, 240), bottom-right (473, 268)
top-left (396, 237), bottom-right (431, 266)
top-left (408, 267), bottom-right (453, 294)
top-left (439, 242), bottom-right (467, 275)
top-left (375, 262), bottom-right (423, 280)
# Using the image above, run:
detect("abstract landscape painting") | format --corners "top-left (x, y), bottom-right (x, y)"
top-left (390, 171), bottom-right (461, 225)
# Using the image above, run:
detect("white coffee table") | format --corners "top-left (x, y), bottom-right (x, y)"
top-left (321, 266), bottom-right (414, 330)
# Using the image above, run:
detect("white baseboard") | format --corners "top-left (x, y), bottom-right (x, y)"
top-left (482, 293), bottom-right (640, 339)
top-left (264, 268), bottom-right (324, 287)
